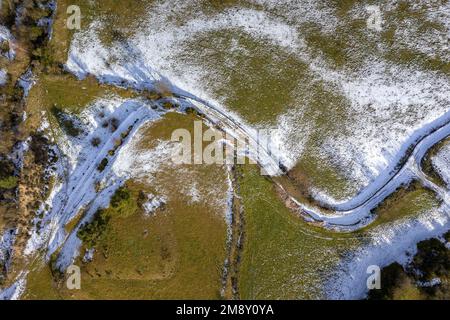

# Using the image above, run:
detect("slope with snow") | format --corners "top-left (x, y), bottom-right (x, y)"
top-left (65, 0), bottom-right (450, 202)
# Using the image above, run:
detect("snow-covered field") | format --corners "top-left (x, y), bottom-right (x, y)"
top-left (326, 138), bottom-right (450, 299)
top-left (22, 94), bottom-right (230, 273)
top-left (24, 96), bottom-right (168, 270)
top-left (65, 0), bottom-right (450, 202)
top-left (59, 0), bottom-right (450, 299)
top-left (2, 0), bottom-right (449, 300)
top-left (328, 203), bottom-right (450, 299)
top-left (63, 0), bottom-right (450, 224)
top-left (433, 143), bottom-right (450, 187)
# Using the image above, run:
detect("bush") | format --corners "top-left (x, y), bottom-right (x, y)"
top-left (144, 90), bottom-right (162, 101)
top-left (91, 137), bottom-right (101, 147)
top-left (109, 118), bottom-right (119, 132)
top-left (0, 2), bottom-right (15, 28)
top-left (21, 4), bottom-right (52, 25)
top-left (110, 186), bottom-right (131, 208)
top-left (0, 176), bottom-right (18, 189)
top-left (444, 231), bottom-right (450, 243)
top-left (97, 158), bottom-right (109, 172)
top-left (121, 126), bottom-right (133, 139)
top-left (0, 159), bottom-right (15, 178)
top-left (50, 106), bottom-right (81, 137)
top-left (185, 107), bottom-right (200, 116)
top-left (28, 26), bottom-right (44, 42)
top-left (32, 46), bottom-right (55, 70)
top-left (16, 3), bottom-right (52, 47)
top-left (77, 209), bottom-right (110, 248)
top-left (30, 133), bottom-right (50, 165)
top-left (411, 239), bottom-right (450, 281)
top-left (0, 40), bottom-right (10, 56)
top-left (368, 236), bottom-right (450, 300)
top-left (162, 101), bottom-right (175, 109)
top-left (109, 186), bottom-right (137, 218)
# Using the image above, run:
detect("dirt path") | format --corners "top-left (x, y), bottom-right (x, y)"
top-left (222, 165), bottom-right (245, 300)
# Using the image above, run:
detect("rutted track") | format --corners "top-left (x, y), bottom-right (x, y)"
top-left (60, 0), bottom-right (450, 232)
top-left (174, 91), bottom-right (285, 176)
top-left (32, 62), bottom-right (450, 231)
top-left (25, 100), bottom-right (167, 268)
top-left (43, 68), bottom-right (450, 231)
top-left (173, 89), bottom-right (450, 230)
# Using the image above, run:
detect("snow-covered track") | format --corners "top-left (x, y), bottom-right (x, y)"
top-left (173, 89), bottom-right (450, 230)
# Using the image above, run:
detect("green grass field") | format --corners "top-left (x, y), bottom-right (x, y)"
top-left (237, 165), bottom-right (360, 299)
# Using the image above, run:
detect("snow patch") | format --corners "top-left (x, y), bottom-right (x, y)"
top-left (0, 69), bottom-right (7, 86)
top-left (433, 143), bottom-right (450, 186)
top-left (0, 25), bottom-right (15, 60)
top-left (65, 3), bottom-right (450, 199)
top-left (142, 194), bottom-right (166, 216)
top-left (82, 248), bottom-right (95, 263)
top-left (0, 272), bottom-right (27, 300)
top-left (0, 229), bottom-right (16, 273)
top-left (18, 69), bottom-right (36, 98)
top-left (327, 204), bottom-right (450, 299)
top-left (22, 96), bottom-right (166, 271)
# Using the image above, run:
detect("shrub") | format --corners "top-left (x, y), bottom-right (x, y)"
top-left (77, 209), bottom-right (110, 248)
top-left (97, 158), bottom-right (109, 172)
top-left (0, 40), bottom-right (10, 55)
top-left (444, 231), bottom-right (450, 243)
top-left (110, 186), bottom-right (131, 208)
top-left (49, 251), bottom-right (63, 278)
top-left (30, 133), bottom-right (50, 165)
top-left (28, 26), bottom-right (44, 42)
top-left (109, 117), bottom-right (119, 132)
top-left (50, 106), bottom-right (81, 137)
top-left (0, 159), bottom-right (15, 178)
top-left (109, 186), bottom-right (137, 218)
top-left (32, 46), bottom-right (55, 70)
top-left (94, 181), bottom-right (102, 193)
top-left (91, 137), bottom-right (101, 147)
top-left (0, 176), bottom-right (18, 189)
top-left (162, 101), bottom-right (174, 109)
top-left (2, 85), bottom-right (23, 103)
top-left (121, 126), bottom-right (133, 139)
top-left (411, 239), bottom-right (450, 281)
top-left (368, 236), bottom-right (450, 300)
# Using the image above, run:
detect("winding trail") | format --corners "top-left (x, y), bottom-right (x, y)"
top-left (62, 14), bottom-right (450, 231)
top-left (6, 70), bottom-right (448, 299)
top-left (35, 64), bottom-right (450, 232)
top-left (44, 68), bottom-right (450, 232)
top-left (170, 88), bottom-right (450, 230)
top-left (22, 100), bottom-right (166, 269)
